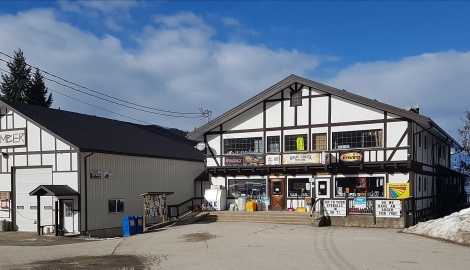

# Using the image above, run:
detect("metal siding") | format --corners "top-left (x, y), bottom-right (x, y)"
top-left (83, 153), bottom-right (203, 231)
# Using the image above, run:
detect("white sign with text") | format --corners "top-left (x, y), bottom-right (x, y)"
top-left (323, 199), bottom-right (347, 217)
top-left (375, 200), bottom-right (401, 218)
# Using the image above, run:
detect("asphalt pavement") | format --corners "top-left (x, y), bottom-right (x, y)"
top-left (2, 221), bottom-right (470, 269)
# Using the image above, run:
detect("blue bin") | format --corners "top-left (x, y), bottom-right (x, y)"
top-left (122, 216), bottom-right (136, 237)
top-left (134, 215), bottom-right (143, 234)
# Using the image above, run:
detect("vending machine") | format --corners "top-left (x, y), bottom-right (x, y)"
top-left (204, 189), bottom-right (227, 211)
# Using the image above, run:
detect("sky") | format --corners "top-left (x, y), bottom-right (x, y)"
top-left (0, 1), bottom-right (470, 145)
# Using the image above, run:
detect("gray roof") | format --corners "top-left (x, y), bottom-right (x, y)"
top-left (29, 185), bottom-right (79, 196)
top-left (188, 74), bottom-right (461, 149)
top-left (1, 100), bottom-right (204, 162)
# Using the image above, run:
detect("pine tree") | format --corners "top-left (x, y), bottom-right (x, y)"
top-left (0, 48), bottom-right (53, 107)
top-left (0, 49), bottom-right (31, 102)
top-left (25, 68), bottom-right (53, 107)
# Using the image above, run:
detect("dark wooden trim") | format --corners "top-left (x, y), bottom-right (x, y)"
top-left (328, 94), bottom-right (331, 151)
top-left (265, 93), bottom-right (329, 103)
top-left (263, 101), bottom-right (266, 154)
top-left (281, 90), bottom-right (284, 152)
top-left (387, 127), bottom-right (409, 161)
top-left (383, 112), bottom-right (387, 162)
top-left (219, 125), bottom-right (223, 166)
top-left (308, 87), bottom-right (312, 151)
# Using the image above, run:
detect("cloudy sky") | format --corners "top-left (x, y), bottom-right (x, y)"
top-left (0, 1), bottom-right (469, 142)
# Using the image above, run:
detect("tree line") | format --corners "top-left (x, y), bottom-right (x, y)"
top-left (0, 48), bottom-right (52, 107)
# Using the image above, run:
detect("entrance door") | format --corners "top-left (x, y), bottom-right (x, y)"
top-left (63, 200), bottom-right (74, 233)
top-left (270, 178), bottom-right (285, 210)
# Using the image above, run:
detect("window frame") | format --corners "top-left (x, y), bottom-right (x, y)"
top-left (284, 134), bottom-right (308, 152)
top-left (223, 137), bottom-right (263, 154)
top-left (266, 136), bottom-right (280, 153)
top-left (227, 179), bottom-right (267, 199)
top-left (312, 133), bottom-right (327, 151)
top-left (290, 91), bottom-right (302, 106)
top-left (332, 129), bottom-right (382, 149)
top-left (334, 176), bottom-right (385, 198)
top-left (108, 198), bottom-right (125, 213)
top-left (287, 177), bottom-right (312, 198)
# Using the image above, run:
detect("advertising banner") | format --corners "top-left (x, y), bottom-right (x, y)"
top-left (282, 153), bottom-right (321, 164)
top-left (375, 200), bottom-right (402, 218)
top-left (266, 155), bottom-right (281, 165)
top-left (225, 155), bottom-right (264, 166)
top-left (338, 150), bottom-right (364, 165)
top-left (386, 183), bottom-right (410, 199)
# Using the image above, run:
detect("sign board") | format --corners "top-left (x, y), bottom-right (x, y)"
top-left (323, 199), bottom-right (347, 216)
top-left (0, 129), bottom-right (26, 147)
top-left (338, 150), bottom-right (363, 165)
top-left (386, 183), bottom-right (410, 199)
top-left (266, 155), bottom-right (281, 165)
top-left (282, 153), bottom-right (321, 164)
top-left (90, 169), bottom-right (101, 179)
top-left (354, 197), bottom-right (367, 208)
top-left (225, 155), bottom-right (264, 166)
top-left (375, 200), bottom-right (402, 218)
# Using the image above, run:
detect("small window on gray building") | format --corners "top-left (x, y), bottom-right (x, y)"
top-left (109, 199), bottom-right (124, 213)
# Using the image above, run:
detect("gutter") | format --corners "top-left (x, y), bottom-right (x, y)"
top-left (84, 152), bottom-right (94, 234)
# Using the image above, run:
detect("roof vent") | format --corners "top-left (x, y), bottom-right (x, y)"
top-left (404, 103), bottom-right (419, 114)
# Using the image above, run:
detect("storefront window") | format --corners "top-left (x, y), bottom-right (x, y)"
top-left (335, 177), bottom-right (384, 197)
top-left (227, 179), bottom-right (266, 198)
top-left (287, 178), bottom-right (311, 198)
top-left (285, 134), bottom-right (308, 151)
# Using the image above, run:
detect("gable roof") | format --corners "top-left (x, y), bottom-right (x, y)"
top-left (1, 100), bottom-right (204, 162)
top-left (187, 74), bottom-right (461, 149)
top-left (29, 185), bottom-right (79, 196)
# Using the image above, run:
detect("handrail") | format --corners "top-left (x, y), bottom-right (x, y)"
top-left (167, 197), bottom-right (205, 221)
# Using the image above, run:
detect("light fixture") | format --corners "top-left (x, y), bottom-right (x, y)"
top-left (1, 152), bottom-right (8, 159)
top-left (195, 142), bottom-right (206, 151)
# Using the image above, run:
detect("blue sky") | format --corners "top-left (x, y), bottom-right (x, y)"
top-left (0, 1), bottom-right (470, 148)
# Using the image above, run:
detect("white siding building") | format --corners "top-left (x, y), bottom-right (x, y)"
top-left (0, 100), bottom-right (204, 237)
top-left (188, 75), bottom-right (466, 227)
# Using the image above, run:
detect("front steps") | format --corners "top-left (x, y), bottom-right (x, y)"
top-left (203, 210), bottom-right (314, 226)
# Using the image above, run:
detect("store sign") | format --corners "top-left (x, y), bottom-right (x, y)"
top-left (339, 150), bottom-right (363, 165)
top-left (0, 129), bottom-right (26, 147)
top-left (266, 155), bottom-right (281, 165)
top-left (375, 200), bottom-right (401, 218)
top-left (225, 155), bottom-right (264, 166)
top-left (282, 153), bottom-right (321, 164)
top-left (90, 169), bottom-right (101, 179)
top-left (386, 183), bottom-right (410, 199)
top-left (323, 199), bottom-right (347, 216)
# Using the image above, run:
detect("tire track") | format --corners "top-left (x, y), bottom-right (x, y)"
top-left (323, 227), bottom-right (357, 270)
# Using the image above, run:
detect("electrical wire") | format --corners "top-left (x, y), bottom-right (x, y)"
top-left (0, 52), bottom-right (204, 116)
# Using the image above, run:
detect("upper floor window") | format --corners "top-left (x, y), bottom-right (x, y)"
top-left (285, 134), bottom-right (308, 152)
top-left (332, 129), bottom-right (382, 149)
top-left (290, 92), bottom-right (302, 106)
top-left (224, 137), bottom-right (263, 154)
top-left (267, 136), bottom-right (280, 152)
top-left (312, 133), bottom-right (327, 150)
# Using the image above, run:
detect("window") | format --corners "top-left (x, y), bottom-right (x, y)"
top-left (312, 133), bottom-right (327, 150)
top-left (227, 179), bottom-right (266, 198)
top-left (44, 206), bottom-right (53, 210)
top-left (30, 206), bottom-right (37, 210)
top-left (109, 199), bottom-right (124, 213)
top-left (285, 134), bottom-right (308, 151)
top-left (287, 178), bottom-right (311, 198)
top-left (267, 136), bottom-right (280, 152)
top-left (17, 206), bottom-right (24, 209)
top-left (290, 92), bottom-right (302, 106)
top-left (224, 137), bottom-right (262, 154)
top-left (335, 177), bottom-right (385, 197)
top-left (332, 130), bottom-right (382, 149)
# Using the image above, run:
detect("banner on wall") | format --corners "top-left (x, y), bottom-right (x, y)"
top-left (225, 155), bottom-right (264, 166)
top-left (282, 153), bottom-right (321, 164)
top-left (338, 150), bottom-right (364, 165)
top-left (386, 183), bottom-right (410, 199)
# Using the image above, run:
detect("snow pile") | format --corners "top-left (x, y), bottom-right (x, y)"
top-left (402, 207), bottom-right (470, 245)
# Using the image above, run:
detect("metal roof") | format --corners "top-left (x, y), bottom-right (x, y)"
top-left (187, 74), bottom-right (461, 149)
top-left (29, 185), bottom-right (79, 196)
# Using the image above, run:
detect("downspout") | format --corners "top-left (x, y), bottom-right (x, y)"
top-left (84, 152), bottom-right (94, 233)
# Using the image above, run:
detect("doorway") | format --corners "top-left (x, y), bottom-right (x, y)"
top-left (270, 178), bottom-right (285, 210)
top-left (63, 200), bottom-right (74, 233)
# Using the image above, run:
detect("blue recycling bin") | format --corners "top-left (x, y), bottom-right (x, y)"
top-left (134, 215), bottom-right (143, 234)
top-left (122, 216), bottom-right (136, 237)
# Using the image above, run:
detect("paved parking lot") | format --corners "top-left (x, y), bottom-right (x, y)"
top-left (1, 221), bottom-right (470, 269)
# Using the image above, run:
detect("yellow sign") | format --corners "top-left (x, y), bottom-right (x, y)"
top-left (296, 136), bottom-right (304, 151)
top-left (386, 183), bottom-right (410, 199)
top-left (339, 152), bottom-right (363, 162)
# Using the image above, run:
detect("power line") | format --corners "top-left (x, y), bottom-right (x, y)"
top-left (0, 51), bottom-right (202, 115)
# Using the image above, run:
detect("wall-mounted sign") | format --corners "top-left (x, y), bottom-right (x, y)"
top-left (338, 150), bottom-right (363, 165)
top-left (103, 171), bottom-right (114, 179)
top-left (266, 155), bottom-right (281, 165)
top-left (323, 199), bottom-right (347, 216)
top-left (282, 153), bottom-right (321, 164)
top-left (90, 169), bottom-right (101, 179)
top-left (386, 183), bottom-right (410, 199)
top-left (225, 155), bottom-right (264, 166)
top-left (0, 129), bottom-right (26, 147)
top-left (375, 200), bottom-right (401, 218)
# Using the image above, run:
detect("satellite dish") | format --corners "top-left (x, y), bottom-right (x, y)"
top-left (412, 103), bottom-right (419, 109)
top-left (404, 106), bottom-right (411, 111)
top-left (195, 142), bottom-right (206, 151)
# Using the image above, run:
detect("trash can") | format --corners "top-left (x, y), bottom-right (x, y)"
top-left (58, 229), bottom-right (65, 236)
top-left (306, 204), bottom-right (312, 213)
top-left (122, 216), bottom-right (136, 237)
top-left (237, 197), bottom-right (246, 211)
top-left (134, 215), bottom-right (143, 234)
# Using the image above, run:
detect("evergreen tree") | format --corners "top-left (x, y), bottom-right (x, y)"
top-left (0, 49), bottom-right (31, 102)
top-left (25, 68), bottom-right (53, 107)
top-left (0, 48), bottom-right (53, 107)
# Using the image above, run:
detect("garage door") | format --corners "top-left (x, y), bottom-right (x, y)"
top-left (15, 168), bottom-right (53, 231)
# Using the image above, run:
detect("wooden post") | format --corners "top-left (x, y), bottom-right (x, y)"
top-left (142, 196), bottom-right (146, 232)
top-left (36, 195), bottom-right (41, 236)
top-left (54, 200), bottom-right (59, 236)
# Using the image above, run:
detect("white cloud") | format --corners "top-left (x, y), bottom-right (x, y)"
top-left (221, 17), bottom-right (240, 26)
top-left (0, 9), bottom-right (321, 131)
top-left (324, 51), bottom-right (470, 139)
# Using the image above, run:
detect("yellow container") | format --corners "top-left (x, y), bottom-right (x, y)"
top-left (246, 200), bottom-right (257, 211)
top-left (296, 207), bottom-right (307, 212)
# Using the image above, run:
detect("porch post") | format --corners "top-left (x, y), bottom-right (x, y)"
top-left (37, 195), bottom-right (41, 235)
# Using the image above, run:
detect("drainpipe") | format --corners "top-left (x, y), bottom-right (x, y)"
top-left (84, 152), bottom-right (94, 234)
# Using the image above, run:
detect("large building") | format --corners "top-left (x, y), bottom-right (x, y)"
top-left (188, 74), bottom-right (466, 227)
top-left (0, 100), bottom-right (204, 237)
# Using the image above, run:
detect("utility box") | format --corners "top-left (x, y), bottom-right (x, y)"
top-left (134, 215), bottom-right (143, 234)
